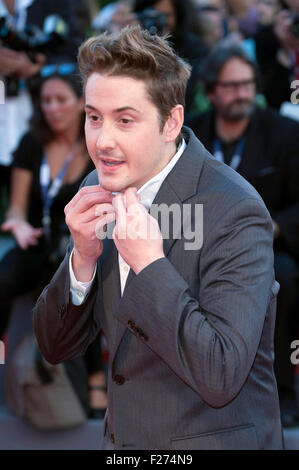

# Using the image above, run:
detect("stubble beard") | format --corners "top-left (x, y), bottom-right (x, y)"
top-left (219, 100), bottom-right (255, 122)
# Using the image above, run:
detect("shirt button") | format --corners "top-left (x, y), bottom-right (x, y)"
top-left (123, 265), bottom-right (129, 272)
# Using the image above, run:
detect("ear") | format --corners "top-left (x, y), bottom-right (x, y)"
top-left (164, 104), bottom-right (184, 143)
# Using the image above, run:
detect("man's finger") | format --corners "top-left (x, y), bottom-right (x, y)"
top-left (94, 203), bottom-right (115, 218)
top-left (112, 194), bottom-right (127, 221)
top-left (65, 185), bottom-right (112, 213)
top-left (74, 202), bottom-right (115, 224)
top-left (94, 212), bottom-right (116, 240)
top-left (65, 190), bottom-right (114, 216)
top-left (124, 187), bottom-right (138, 207)
top-left (113, 194), bottom-right (128, 238)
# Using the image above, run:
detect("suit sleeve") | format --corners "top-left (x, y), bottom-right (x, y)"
top-left (114, 197), bottom-right (276, 407)
top-left (32, 243), bottom-right (102, 364)
top-left (33, 173), bottom-right (102, 364)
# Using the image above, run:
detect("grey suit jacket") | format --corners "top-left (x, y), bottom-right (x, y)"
top-left (33, 127), bottom-right (283, 450)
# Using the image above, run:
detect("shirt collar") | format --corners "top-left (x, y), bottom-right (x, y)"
top-left (137, 139), bottom-right (186, 211)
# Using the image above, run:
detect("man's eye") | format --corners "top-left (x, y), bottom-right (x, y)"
top-left (88, 114), bottom-right (102, 125)
top-left (120, 118), bottom-right (132, 124)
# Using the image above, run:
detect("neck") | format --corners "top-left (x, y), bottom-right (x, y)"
top-left (53, 123), bottom-right (81, 148)
top-left (215, 117), bottom-right (249, 143)
top-left (166, 141), bottom-right (178, 163)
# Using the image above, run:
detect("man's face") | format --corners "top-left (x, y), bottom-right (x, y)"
top-left (84, 73), bottom-right (175, 192)
top-left (209, 58), bottom-right (256, 121)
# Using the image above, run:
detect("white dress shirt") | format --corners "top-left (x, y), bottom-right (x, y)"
top-left (69, 139), bottom-right (186, 305)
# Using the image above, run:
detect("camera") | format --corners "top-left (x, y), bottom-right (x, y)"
top-left (0, 15), bottom-right (69, 96)
top-left (137, 8), bottom-right (168, 35)
top-left (0, 14), bottom-right (69, 56)
top-left (290, 14), bottom-right (299, 38)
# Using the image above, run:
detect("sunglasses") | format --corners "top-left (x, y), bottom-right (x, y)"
top-left (215, 79), bottom-right (256, 93)
top-left (40, 63), bottom-right (77, 78)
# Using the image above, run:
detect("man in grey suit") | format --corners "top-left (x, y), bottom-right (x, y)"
top-left (33, 25), bottom-right (283, 450)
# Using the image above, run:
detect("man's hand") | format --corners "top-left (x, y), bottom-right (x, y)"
top-left (0, 46), bottom-right (21, 76)
top-left (0, 46), bottom-right (46, 78)
top-left (112, 187), bottom-right (165, 275)
top-left (64, 185), bottom-right (115, 281)
top-left (15, 52), bottom-right (46, 79)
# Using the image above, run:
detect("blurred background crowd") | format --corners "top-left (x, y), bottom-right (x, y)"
top-left (0, 0), bottom-right (298, 437)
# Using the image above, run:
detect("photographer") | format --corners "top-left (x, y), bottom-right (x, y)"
top-left (0, 0), bottom-right (85, 191)
top-left (255, 0), bottom-right (299, 109)
top-left (133, 0), bottom-right (208, 117)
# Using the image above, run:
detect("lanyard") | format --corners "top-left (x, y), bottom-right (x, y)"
top-left (40, 144), bottom-right (76, 241)
top-left (213, 136), bottom-right (245, 170)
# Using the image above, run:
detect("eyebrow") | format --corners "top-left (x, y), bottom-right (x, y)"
top-left (85, 104), bottom-right (141, 114)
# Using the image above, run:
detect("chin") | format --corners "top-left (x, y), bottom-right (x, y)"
top-left (97, 175), bottom-right (127, 193)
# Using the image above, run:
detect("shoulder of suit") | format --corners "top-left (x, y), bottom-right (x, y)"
top-left (182, 127), bottom-right (264, 209)
top-left (83, 168), bottom-right (99, 187)
top-left (197, 145), bottom-right (265, 207)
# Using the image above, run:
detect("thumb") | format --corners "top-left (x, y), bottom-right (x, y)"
top-left (125, 187), bottom-right (139, 207)
top-left (1, 220), bottom-right (14, 231)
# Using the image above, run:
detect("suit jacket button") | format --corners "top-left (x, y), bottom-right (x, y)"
top-left (137, 328), bottom-right (148, 341)
top-left (114, 374), bottom-right (126, 385)
top-left (142, 332), bottom-right (149, 341)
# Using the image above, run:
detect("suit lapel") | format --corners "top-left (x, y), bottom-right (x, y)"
top-left (110, 183), bottom-right (183, 362)
top-left (110, 127), bottom-right (206, 360)
top-left (100, 223), bottom-right (122, 348)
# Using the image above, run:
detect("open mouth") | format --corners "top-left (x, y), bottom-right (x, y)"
top-left (103, 160), bottom-right (124, 167)
top-left (100, 159), bottom-right (125, 171)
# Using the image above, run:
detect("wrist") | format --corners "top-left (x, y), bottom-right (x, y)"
top-left (133, 253), bottom-right (165, 275)
top-left (5, 207), bottom-right (26, 221)
top-left (72, 248), bottom-right (98, 282)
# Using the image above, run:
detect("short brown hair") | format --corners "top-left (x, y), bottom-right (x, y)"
top-left (77, 25), bottom-right (191, 130)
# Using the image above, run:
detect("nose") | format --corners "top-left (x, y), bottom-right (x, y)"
top-left (96, 122), bottom-right (116, 152)
top-left (43, 99), bottom-right (60, 113)
top-left (233, 85), bottom-right (246, 100)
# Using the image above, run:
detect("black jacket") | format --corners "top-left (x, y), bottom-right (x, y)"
top-left (26, 0), bottom-right (85, 63)
top-left (188, 106), bottom-right (299, 258)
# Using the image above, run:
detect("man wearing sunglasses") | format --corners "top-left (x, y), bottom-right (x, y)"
top-left (188, 43), bottom-right (299, 429)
